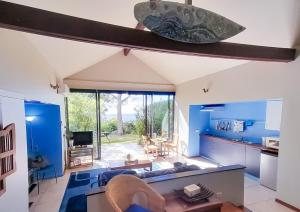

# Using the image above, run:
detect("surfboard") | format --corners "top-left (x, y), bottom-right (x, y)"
top-left (134, 1), bottom-right (245, 44)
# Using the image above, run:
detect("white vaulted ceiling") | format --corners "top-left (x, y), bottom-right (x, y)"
top-left (4, 0), bottom-right (300, 85)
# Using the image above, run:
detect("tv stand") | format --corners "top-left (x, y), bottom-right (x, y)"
top-left (68, 146), bottom-right (93, 169)
top-left (75, 145), bottom-right (87, 148)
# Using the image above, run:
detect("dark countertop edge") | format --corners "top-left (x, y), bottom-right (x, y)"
top-left (260, 147), bottom-right (279, 155)
top-left (86, 164), bottom-right (245, 196)
top-left (261, 150), bottom-right (279, 157)
top-left (202, 134), bottom-right (262, 148)
top-left (202, 134), bottom-right (279, 155)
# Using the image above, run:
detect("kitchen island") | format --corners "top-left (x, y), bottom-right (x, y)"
top-left (58, 165), bottom-right (245, 212)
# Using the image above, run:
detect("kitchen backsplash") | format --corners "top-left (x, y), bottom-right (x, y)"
top-left (206, 101), bottom-right (280, 144)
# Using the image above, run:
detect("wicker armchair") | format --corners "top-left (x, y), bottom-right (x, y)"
top-left (105, 175), bottom-right (165, 212)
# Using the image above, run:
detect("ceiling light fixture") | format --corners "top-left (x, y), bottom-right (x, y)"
top-left (134, 0), bottom-right (245, 44)
top-left (26, 116), bottom-right (36, 122)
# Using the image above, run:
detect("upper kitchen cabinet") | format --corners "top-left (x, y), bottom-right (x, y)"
top-left (265, 100), bottom-right (283, 131)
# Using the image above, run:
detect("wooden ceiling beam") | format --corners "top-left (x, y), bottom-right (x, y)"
top-left (123, 23), bottom-right (145, 56)
top-left (0, 1), bottom-right (296, 62)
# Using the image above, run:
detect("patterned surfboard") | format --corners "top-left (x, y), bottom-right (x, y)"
top-left (134, 1), bottom-right (245, 44)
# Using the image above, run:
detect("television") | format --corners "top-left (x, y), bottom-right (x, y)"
top-left (72, 131), bottom-right (93, 146)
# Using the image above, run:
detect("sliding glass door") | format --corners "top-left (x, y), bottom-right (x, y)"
top-left (66, 90), bottom-right (175, 160)
top-left (100, 93), bottom-right (146, 160)
top-left (66, 92), bottom-right (99, 158)
top-left (146, 94), bottom-right (174, 139)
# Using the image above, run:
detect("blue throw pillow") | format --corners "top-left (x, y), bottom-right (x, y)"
top-left (173, 162), bottom-right (184, 168)
top-left (125, 204), bottom-right (152, 212)
top-left (175, 164), bottom-right (200, 173)
top-left (139, 168), bottom-right (176, 179)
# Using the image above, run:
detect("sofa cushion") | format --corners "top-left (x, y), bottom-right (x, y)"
top-left (138, 162), bottom-right (201, 179)
top-left (98, 169), bottom-right (137, 186)
top-left (125, 204), bottom-right (152, 212)
top-left (138, 168), bottom-right (176, 179)
top-left (173, 162), bottom-right (184, 168)
top-left (175, 164), bottom-right (200, 173)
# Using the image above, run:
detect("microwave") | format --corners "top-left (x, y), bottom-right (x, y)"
top-left (264, 137), bottom-right (280, 149)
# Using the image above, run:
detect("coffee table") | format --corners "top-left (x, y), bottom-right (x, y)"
top-left (163, 192), bottom-right (223, 212)
top-left (109, 160), bottom-right (152, 171)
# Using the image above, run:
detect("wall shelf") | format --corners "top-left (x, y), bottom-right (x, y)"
top-left (0, 123), bottom-right (16, 196)
top-left (68, 147), bottom-right (93, 169)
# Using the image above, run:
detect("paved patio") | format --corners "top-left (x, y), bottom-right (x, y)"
top-left (93, 141), bottom-right (218, 171)
top-left (100, 141), bottom-right (146, 161)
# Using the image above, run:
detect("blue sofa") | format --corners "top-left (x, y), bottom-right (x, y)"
top-left (98, 162), bottom-right (200, 186)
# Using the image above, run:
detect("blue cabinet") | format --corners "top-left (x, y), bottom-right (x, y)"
top-left (25, 101), bottom-right (63, 178)
top-left (200, 135), bottom-right (260, 178)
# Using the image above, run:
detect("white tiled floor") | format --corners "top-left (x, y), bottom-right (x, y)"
top-left (29, 170), bottom-right (71, 212)
top-left (244, 176), bottom-right (294, 212)
top-left (29, 157), bottom-right (293, 212)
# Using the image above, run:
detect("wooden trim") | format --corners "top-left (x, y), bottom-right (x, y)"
top-left (63, 79), bottom-right (176, 92)
top-left (0, 150), bottom-right (15, 158)
top-left (0, 169), bottom-right (16, 181)
top-left (275, 198), bottom-right (300, 211)
top-left (238, 205), bottom-right (252, 212)
top-left (0, 1), bottom-right (296, 62)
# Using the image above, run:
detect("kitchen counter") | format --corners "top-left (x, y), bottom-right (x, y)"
top-left (200, 134), bottom-right (278, 177)
top-left (203, 134), bottom-right (278, 155)
top-left (261, 147), bottom-right (279, 156)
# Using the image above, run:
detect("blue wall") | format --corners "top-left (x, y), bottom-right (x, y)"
top-left (188, 105), bottom-right (210, 156)
top-left (25, 101), bottom-right (63, 178)
top-left (189, 100), bottom-right (281, 155)
top-left (208, 101), bottom-right (280, 143)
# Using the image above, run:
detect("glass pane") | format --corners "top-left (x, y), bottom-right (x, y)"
top-left (151, 95), bottom-right (169, 138)
top-left (169, 95), bottom-right (175, 140)
top-left (100, 93), bottom-right (146, 160)
top-left (67, 92), bottom-right (98, 158)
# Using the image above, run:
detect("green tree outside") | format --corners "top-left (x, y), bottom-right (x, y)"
top-left (67, 93), bottom-right (173, 144)
top-left (68, 93), bottom-right (97, 132)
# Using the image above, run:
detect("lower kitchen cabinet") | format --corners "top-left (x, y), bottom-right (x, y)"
top-left (245, 146), bottom-right (261, 178)
top-left (200, 135), bottom-right (245, 166)
top-left (200, 135), bottom-right (261, 178)
top-left (200, 135), bottom-right (220, 164)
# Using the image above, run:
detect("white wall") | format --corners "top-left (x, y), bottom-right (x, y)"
top-left (0, 29), bottom-right (66, 211)
top-left (0, 29), bottom-right (63, 104)
top-left (64, 51), bottom-right (175, 92)
top-left (175, 52), bottom-right (300, 208)
top-left (0, 90), bottom-right (28, 212)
